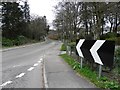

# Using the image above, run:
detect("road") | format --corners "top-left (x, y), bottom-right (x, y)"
top-left (0, 39), bottom-right (97, 89)
top-left (1, 40), bottom-right (60, 88)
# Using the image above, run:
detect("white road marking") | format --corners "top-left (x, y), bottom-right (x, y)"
top-left (33, 63), bottom-right (38, 67)
top-left (13, 65), bottom-right (21, 68)
top-left (15, 73), bottom-right (25, 78)
top-left (40, 58), bottom-right (43, 61)
top-left (0, 81), bottom-right (12, 87)
top-left (43, 60), bottom-right (48, 88)
top-left (38, 61), bottom-right (41, 63)
top-left (27, 67), bottom-right (34, 71)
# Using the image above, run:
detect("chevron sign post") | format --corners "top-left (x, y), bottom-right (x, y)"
top-left (76, 39), bottom-right (115, 78)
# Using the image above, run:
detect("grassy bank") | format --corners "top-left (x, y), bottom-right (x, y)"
top-left (60, 54), bottom-right (120, 90)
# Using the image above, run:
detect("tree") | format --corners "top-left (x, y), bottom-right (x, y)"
top-left (53, 2), bottom-right (120, 41)
top-left (23, 1), bottom-right (30, 22)
top-left (21, 0), bottom-right (30, 37)
top-left (28, 15), bottom-right (48, 40)
top-left (2, 2), bottom-right (24, 39)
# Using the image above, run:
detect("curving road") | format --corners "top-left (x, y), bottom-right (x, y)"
top-left (1, 40), bottom-right (61, 88)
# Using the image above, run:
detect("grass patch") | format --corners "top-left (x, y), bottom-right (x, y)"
top-left (60, 54), bottom-right (120, 90)
top-left (60, 43), bottom-right (66, 51)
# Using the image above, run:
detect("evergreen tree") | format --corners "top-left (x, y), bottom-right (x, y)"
top-left (2, 2), bottom-right (24, 39)
top-left (23, 1), bottom-right (30, 22)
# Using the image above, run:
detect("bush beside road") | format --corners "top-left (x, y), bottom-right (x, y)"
top-left (2, 36), bottom-right (41, 48)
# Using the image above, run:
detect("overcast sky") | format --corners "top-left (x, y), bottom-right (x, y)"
top-left (28, 0), bottom-right (60, 29)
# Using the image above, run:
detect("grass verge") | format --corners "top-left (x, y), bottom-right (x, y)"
top-left (60, 54), bottom-right (120, 90)
top-left (60, 43), bottom-right (66, 51)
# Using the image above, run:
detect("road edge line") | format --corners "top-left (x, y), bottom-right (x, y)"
top-left (42, 58), bottom-right (48, 88)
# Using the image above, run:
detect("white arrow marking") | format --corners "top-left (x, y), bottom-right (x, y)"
top-left (90, 40), bottom-right (105, 65)
top-left (76, 39), bottom-right (85, 58)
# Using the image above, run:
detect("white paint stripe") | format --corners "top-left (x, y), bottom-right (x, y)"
top-left (90, 40), bottom-right (105, 65)
top-left (15, 73), bottom-right (25, 78)
top-left (13, 65), bottom-right (21, 68)
top-left (33, 63), bottom-right (38, 67)
top-left (40, 58), bottom-right (43, 61)
top-left (38, 61), bottom-right (41, 63)
top-left (27, 67), bottom-right (34, 71)
top-left (43, 60), bottom-right (48, 88)
top-left (0, 81), bottom-right (12, 87)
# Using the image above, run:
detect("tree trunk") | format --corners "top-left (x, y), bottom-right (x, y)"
top-left (110, 23), bottom-right (113, 33)
top-left (101, 18), bottom-right (104, 35)
top-left (113, 13), bottom-right (118, 33)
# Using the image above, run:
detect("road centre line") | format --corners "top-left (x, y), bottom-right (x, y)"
top-left (27, 67), bottom-right (34, 71)
top-left (38, 61), bottom-right (41, 63)
top-left (0, 81), bottom-right (12, 87)
top-left (1, 58), bottom-right (43, 87)
top-left (40, 58), bottom-right (43, 61)
top-left (15, 73), bottom-right (25, 78)
top-left (33, 63), bottom-right (38, 67)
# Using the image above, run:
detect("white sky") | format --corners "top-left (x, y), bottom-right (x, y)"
top-left (28, 0), bottom-right (60, 29)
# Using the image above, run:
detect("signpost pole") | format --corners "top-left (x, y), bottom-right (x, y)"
top-left (98, 65), bottom-right (102, 78)
top-left (80, 57), bottom-right (83, 69)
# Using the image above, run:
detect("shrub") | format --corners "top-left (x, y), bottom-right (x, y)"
top-left (100, 33), bottom-right (117, 39)
top-left (2, 36), bottom-right (37, 47)
top-left (116, 37), bottom-right (120, 45)
top-left (68, 42), bottom-right (76, 52)
top-left (106, 37), bottom-right (120, 45)
top-left (17, 35), bottom-right (28, 45)
top-left (115, 48), bottom-right (120, 74)
top-left (2, 37), bottom-right (14, 47)
top-left (116, 48), bottom-right (120, 56)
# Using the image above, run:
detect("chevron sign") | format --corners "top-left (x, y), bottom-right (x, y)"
top-left (76, 39), bottom-right (115, 68)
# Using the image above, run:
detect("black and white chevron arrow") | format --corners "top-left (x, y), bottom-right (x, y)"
top-left (76, 39), bottom-right (115, 68)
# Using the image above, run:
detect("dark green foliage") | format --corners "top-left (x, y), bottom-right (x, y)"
top-left (100, 32), bottom-right (120, 45)
top-left (68, 42), bottom-right (76, 52)
top-left (2, 2), bottom-right (24, 39)
top-left (84, 34), bottom-right (94, 40)
top-left (2, 37), bottom-right (14, 47)
top-left (2, 36), bottom-right (38, 47)
top-left (105, 37), bottom-right (120, 45)
top-left (116, 48), bottom-right (120, 57)
top-left (100, 33), bottom-right (117, 40)
top-left (115, 48), bottom-right (120, 74)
